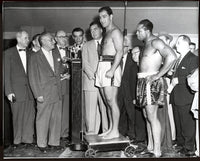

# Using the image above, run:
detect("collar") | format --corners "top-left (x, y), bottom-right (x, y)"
top-left (41, 47), bottom-right (52, 55)
top-left (16, 45), bottom-right (26, 51)
top-left (95, 38), bottom-right (103, 44)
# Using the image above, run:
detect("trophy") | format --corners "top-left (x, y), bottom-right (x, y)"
top-left (59, 56), bottom-right (70, 81)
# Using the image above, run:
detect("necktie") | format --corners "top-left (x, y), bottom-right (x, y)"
top-left (121, 56), bottom-right (124, 74)
top-left (97, 41), bottom-right (102, 58)
top-left (59, 47), bottom-right (65, 50)
top-left (18, 49), bottom-right (26, 52)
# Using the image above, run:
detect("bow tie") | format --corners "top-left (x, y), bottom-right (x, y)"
top-left (59, 47), bottom-right (65, 50)
top-left (18, 49), bottom-right (26, 52)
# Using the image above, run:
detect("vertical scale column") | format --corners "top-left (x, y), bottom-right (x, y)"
top-left (70, 60), bottom-right (82, 144)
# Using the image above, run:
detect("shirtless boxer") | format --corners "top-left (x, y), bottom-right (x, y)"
top-left (95, 6), bottom-right (123, 139)
top-left (135, 19), bottom-right (177, 157)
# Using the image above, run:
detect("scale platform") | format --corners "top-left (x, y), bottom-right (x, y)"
top-left (83, 134), bottom-right (134, 157)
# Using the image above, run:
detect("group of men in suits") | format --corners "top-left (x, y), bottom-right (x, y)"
top-left (4, 30), bottom-right (73, 153)
top-left (4, 6), bottom-right (198, 157)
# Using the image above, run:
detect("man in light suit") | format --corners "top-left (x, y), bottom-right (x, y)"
top-left (170, 35), bottom-right (198, 156)
top-left (4, 31), bottom-right (35, 148)
top-left (82, 21), bottom-right (108, 134)
top-left (54, 30), bottom-right (70, 142)
top-left (28, 32), bottom-right (63, 153)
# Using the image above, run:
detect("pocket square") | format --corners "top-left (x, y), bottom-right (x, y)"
top-left (181, 66), bottom-right (186, 69)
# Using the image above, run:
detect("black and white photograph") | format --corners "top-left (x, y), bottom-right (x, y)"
top-left (2, 0), bottom-right (199, 159)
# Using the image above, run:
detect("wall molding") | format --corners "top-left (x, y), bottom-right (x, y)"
top-left (4, 7), bottom-right (199, 10)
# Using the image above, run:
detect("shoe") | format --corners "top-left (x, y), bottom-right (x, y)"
top-left (60, 136), bottom-right (70, 142)
top-left (13, 143), bottom-right (21, 149)
top-left (23, 143), bottom-right (37, 148)
top-left (38, 146), bottom-right (48, 153)
top-left (49, 145), bottom-right (65, 151)
top-left (178, 147), bottom-right (195, 157)
top-left (185, 151), bottom-right (196, 157)
top-left (131, 139), bottom-right (146, 145)
top-left (173, 144), bottom-right (183, 151)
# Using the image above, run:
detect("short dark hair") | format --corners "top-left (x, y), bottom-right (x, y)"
top-left (32, 33), bottom-right (40, 41)
top-left (189, 42), bottom-right (196, 46)
top-left (72, 27), bottom-right (84, 36)
top-left (29, 33), bottom-right (40, 48)
top-left (138, 19), bottom-right (153, 33)
top-left (89, 21), bottom-right (103, 29)
top-left (178, 35), bottom-right (191, 44)
top-left (99, 6), bottom-right (113, 15)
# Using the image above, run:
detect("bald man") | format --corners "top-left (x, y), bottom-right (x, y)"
top-left (28, 32), bottom-right (63, 153)
top-left (4, 31), bottom-right (35, 148)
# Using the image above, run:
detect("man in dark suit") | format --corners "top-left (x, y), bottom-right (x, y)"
top-left (28, 32), bottom-right (63, 153)
top-left (54, 30), bottom-right (70, 142)
top-left (4, 31), bottom-right (35, 147)
top-left (118, 37), bottom-right (146, 142)
top-left (170, 35), bottom-right (198, 156)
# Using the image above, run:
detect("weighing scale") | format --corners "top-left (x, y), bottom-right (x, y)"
top-left (83, 134), bottom-right (136, 158)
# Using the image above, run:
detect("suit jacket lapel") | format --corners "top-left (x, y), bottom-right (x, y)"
top-left (52, 50), bottom-right (59, 74)
top-left (178, 52), bottom-right (190, 70)
top-left (175, 52), bottom-right (190, 77)
top-left (14, 47), bottom-right (26, 75)
top-left (39, 49), bottom-right (55, 74)
top-left (91, 40), bottom-right (99, 60)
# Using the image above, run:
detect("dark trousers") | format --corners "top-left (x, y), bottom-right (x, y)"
top-left (11, 100), bottom-right (35, 144)
top-left (118, 97), bottom-right (136, 139)
top-left (172, 104), bottom-right (196, 151)
top-left (135, 106), bottom-right (147, 141)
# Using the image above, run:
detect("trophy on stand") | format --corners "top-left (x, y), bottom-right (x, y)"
top-left (68, 44), bottom-right (83, 60)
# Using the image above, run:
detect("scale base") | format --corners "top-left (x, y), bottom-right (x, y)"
top-left (69, 142), bottom-right (87, 151)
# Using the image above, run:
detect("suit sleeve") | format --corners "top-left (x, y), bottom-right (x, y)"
top-left (4, 50), bottom-right (13, 96)
top-left (178, 55), bottom-right (198, 85)
top-left (28, 54), bottom-right (42, 98)
top-left (82, 44), bottom-right (95, 79)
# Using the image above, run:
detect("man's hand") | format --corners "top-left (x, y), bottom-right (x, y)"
top-left (105, 69), bottom-right (114, 78)
top-left (171, 77), bottom-right (179, 86)
top-left (132, 99), bottom-right (136, 105)
top-left (7, 93), bottom-right (15, 102)
top-left (146, 74), bottom-right (160, 83)
top-left (61, 73), bottom-right (70, 81)
top-left (89, 75), bottom-right (95, 80)
top-left (37, 96), bottom-right (44, 103)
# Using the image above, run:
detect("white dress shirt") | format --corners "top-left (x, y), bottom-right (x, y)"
top-left (95, 38), bottom-right (102, 49)
top-left (57, 45), bottom-right (66, 59)
top-left (122, 53), bottom-right (128, 75)
top-left (16, 45), bottom-right (27, 73)
top-left (41, 48), bottom-right (54, 72)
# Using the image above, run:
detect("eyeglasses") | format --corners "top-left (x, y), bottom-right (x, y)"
top-left (132, 51), bottom-right (140, 54)
top-left (57, 36), bottom-right (68, 39)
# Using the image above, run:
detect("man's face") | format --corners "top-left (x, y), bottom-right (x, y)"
top-left (131, 47), bottom-right (140, 63)
top-left (33, 36), bottom-right (40, 48)
top-left (136, 24), bottom-right (147, 41)
top-left (55, 31), bottom-right (69, 47)
top-left (175, 36), bottom-right (186, 53)
top-left (42, 34), bottom-right (55, 50)
top-left (90, 24), bottom-right (102, 40)
top-left (18, 31), bottom-right (29, 48)
top-left (99, 10), bottom-right (112, 28)
top-left (73, 31), bottom-right (84, 45)
top-left (189, 44), bottom-right (196, 53)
